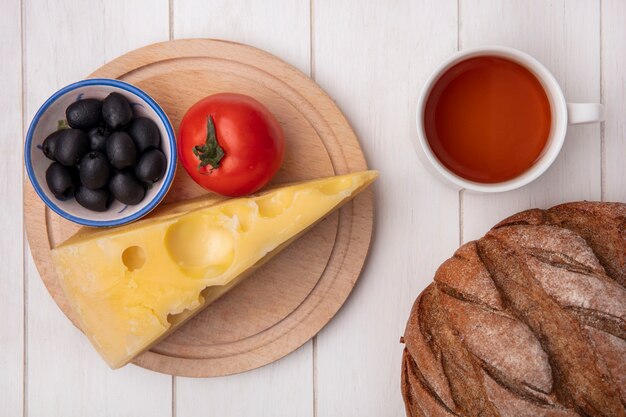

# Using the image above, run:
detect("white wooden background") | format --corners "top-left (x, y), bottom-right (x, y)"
top-left (1, 0), bottom-right (624, 416)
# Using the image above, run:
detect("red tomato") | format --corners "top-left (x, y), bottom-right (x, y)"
top-left (178, 93), bottom-right (285, 196)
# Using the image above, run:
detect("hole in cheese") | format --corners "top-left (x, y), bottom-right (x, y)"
top-left (164, 268), bottom-right (248, 327)
top-left (121, 246), bottom-right (146, 271)
top-left (219, 202), bottom-right (256, 233)
top-left (164, 215), bottom-right (235, 270)
top-left (256, 190), bottom-right (294, 218)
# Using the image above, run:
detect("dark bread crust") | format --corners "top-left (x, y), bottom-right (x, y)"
top-left (495, 202), bottom-right (626, 288)
top-left (402, 202), bottom-right (626, 417)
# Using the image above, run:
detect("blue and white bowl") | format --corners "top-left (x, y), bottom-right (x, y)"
top-left (25, 78), bottom-right (177, 227)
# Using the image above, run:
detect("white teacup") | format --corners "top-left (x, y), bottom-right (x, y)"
top-left (414, 46), bottom-right (603, 193)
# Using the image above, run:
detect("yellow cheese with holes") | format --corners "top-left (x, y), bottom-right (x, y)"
top-left (51, 171), bottom-right (377, 368)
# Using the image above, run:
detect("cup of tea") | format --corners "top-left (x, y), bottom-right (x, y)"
top-left (415, 45), bottom-right (603, 193)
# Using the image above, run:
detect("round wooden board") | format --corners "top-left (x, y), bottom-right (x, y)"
top-left (24, 39), bottom-right (374, 377)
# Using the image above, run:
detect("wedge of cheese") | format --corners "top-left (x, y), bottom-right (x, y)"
top-left (52, 171), bottom-right (377, 368)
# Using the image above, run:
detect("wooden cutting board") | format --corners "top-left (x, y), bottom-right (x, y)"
top-left (24, 39), bottom-right (374, 377)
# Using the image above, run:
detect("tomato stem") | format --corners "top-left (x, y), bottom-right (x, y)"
top-left (192, 115), bottom-right (225, 172)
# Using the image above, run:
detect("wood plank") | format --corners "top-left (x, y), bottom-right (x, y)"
top-left (24, 1), bottom-right (172, 416)
top-left (602, 0), bottom-right (626, 202)
top-left (171, 1), bottom-right (314, 416)
top-left (313, 1), bottom-right (460, 416)
top-left (0, 0), bottom-right (24, 416)
top-left (172, 0), bottom-right (311, 74)
top-left (460, 0), bottom-right (602, 242)
top-left (176, 343), bottom-right (313, 417)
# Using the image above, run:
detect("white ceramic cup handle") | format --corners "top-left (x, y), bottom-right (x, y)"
top-left (567, 102), bottom-right (604, 125)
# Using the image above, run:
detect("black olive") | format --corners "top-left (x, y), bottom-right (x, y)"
top-left (42, 130), bottom-right (63, 160)
top-left (54, 129), bottom-right (90, 166)
top-left (102, 93), bottom-right (133, 129)
top-left (128, 117), bottom-right (161, 153)
top-left (79, 151), bottom-right (111, 190)
top-left (108, 171), bottom-right (145, 205)
top-left (45, 162), bottom-right (75, 200)
top-left (87, 125), bottom-right (110, 152)
top-left (75, 186), bottom-right (111, 212)
top-left (66, 98), bottom-right (102, 130)
top-left (68, 166), bottom-right (81, 189)
top-left (135, 149), bottom-right (167, 183)
top-left (106, 132), bottom-right (137, 169)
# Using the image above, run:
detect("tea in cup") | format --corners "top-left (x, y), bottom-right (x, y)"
top-left (415, 46), bottom-right (603, 193)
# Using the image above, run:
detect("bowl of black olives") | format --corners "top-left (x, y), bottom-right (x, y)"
top-left (25, 78), bottom-right (176, 227)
